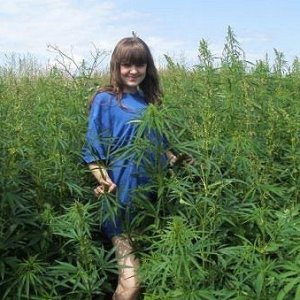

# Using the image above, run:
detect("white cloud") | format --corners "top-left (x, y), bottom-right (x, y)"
top-left (0, 0), bottom-right (188, 68)
top-left (0, 0), bottom-right (116, 52)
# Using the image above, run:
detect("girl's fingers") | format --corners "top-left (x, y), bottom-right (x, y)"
top-left (108, 182), bottom-right (117, 193)
top-left (94, 185), bottom-right (105, 196)
top-left (94, 180), bottom-right (117, 196)
top-left (169, 156), bottom-right (177, 167)
top-left (172, 154), bottom-right (195, 167)
top-left (102, 177), bottom-right (117, 190)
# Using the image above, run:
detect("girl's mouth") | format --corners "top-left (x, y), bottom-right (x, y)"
top-left (128, 77), bottom-right (138, 81)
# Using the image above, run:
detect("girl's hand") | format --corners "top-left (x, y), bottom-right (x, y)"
top-left (169, 154), bottom-right (178, 167)
top-left (94, 176), bottom-right (117, 197)
top-left (171, 153), bottom-right (195, 167)
top-left (88, 162), bottom-right (117, 197)
top-left (166, 150), bottom-right (178, 167)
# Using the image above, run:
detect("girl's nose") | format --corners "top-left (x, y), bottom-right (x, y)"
top-left (129, 65), bottom-right (138, 73)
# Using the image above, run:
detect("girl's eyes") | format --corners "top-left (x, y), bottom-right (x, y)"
top-left (120, 63), bottom-right (146, 68)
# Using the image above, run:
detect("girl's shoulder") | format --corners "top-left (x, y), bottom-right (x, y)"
top-left (92, 91), bottom-right (116, 106)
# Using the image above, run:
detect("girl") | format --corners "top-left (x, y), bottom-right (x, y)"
top-left (82, 37), bottom-right (177, 300)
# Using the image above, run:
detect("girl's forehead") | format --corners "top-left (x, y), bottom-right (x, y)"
top-left (118, 45), bottom-right (148, 64)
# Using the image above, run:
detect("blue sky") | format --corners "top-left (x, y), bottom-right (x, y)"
top-left (0, 0), bottom-right (299, 68)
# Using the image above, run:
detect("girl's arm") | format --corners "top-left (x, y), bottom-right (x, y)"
top-left (88, 162), bottom-right (117, 196)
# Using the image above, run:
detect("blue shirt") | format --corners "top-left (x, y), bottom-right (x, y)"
top-left (82, 91), bottom-right (166, 205)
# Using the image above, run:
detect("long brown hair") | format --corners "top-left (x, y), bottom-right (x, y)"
top-left (95, 37), bottom-right (162, 105)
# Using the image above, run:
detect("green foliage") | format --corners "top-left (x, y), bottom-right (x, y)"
top-left (1, 28), bottom-right (300, 299)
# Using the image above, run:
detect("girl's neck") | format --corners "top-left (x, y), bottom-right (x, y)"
top-left (123, 87), bottom-right (138, 94)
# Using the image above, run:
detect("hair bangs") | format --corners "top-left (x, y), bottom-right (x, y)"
top-left (118, 43), bottom-right (148, 65)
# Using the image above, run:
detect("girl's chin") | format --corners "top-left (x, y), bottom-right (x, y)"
top-left (126, 79), bottom-right (139, 84)
top-left (124, 82), bottom-right (139, 89)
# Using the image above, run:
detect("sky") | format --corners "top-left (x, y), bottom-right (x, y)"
top-left (0, 0), bottom-right (300, 69)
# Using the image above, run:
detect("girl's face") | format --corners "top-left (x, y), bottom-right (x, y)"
top-left (120, 63), bottom-right (147, 93)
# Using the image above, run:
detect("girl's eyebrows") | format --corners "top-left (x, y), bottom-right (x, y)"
top-left (120, 62), bottom-right (147, 65)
